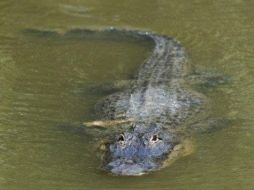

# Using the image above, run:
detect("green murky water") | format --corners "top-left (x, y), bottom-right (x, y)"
top-left (0, 0), bottom-right (254, 189)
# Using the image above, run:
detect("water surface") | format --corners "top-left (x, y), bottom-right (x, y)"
top-left (0, 0), bottom-right (254, 190)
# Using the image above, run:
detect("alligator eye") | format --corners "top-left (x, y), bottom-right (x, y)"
top-left (150, 135), bottom-right (161, 143)
top-left (117, 134), bottom-right (125, 142)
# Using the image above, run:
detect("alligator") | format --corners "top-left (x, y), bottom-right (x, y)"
top-left (24, 28), bottom-right (208, 176)
top-left (80, 28), bottom-right (206, 175)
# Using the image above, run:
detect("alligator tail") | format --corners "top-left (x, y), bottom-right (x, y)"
top-left (23, 27), bottom-right (187, 79)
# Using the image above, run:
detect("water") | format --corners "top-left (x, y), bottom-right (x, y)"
top-left (0, 0), bottom-right (254, 189)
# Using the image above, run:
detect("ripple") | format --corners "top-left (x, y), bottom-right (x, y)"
top-left (59, 4), bottom-right (92, 18)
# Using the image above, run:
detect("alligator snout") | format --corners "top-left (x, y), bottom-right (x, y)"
top-left (106, 158), bottom-right (158, 176)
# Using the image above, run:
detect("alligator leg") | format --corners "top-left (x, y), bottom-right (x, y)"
top-left (162, 138), bottom-right (195, 168)
top-left (83, 118), bottom-right (134, 127)
top-left (190, 117), bottom-right (235, 134)
top-left (83, 80), bottom-right (135, 95)
top-left (185, 70), bottom-right (230, 90)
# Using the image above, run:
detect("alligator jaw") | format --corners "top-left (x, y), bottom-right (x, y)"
top-left (104, 158), bottom-right (159, 176)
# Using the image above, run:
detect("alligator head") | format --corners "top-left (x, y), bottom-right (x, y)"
top-left (102, 123), bottom-right (177, 176)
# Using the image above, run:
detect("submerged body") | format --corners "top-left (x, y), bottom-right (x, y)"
top-left (90, 28), bottom-right (204, 175)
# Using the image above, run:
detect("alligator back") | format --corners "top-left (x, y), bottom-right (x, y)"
top-left (92, 28), bottom-right (203, 128)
